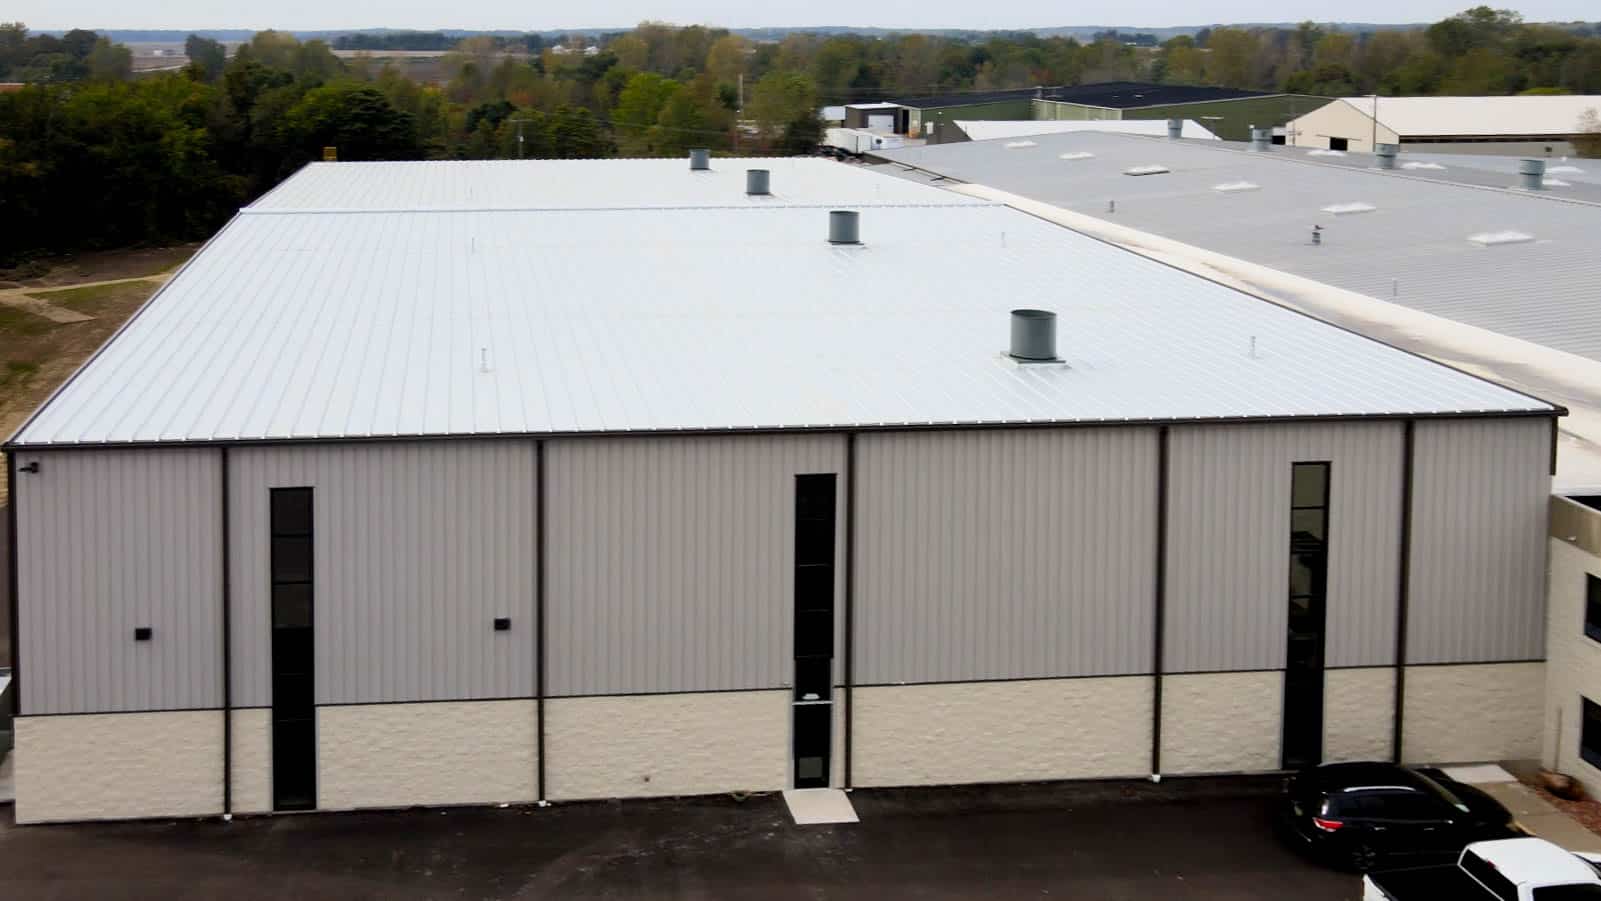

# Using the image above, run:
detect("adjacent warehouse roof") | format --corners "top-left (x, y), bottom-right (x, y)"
top-left (1304, 95), bottom-right (1601, 137)
top-left (891, 82), bottom-right (1272, 110)
top-left (875, 132), bottom-right (1601, 362)
top-left (10, 156), bottom-right (1548, 447)
top-left (956, 119), bottom-right (1220, 141)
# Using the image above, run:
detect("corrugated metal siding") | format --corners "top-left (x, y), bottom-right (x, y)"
top-left (853, 428), bottom-right (1158, 684)
top-left (1408, 418), bottom-right (1550, 663)
top-left (1165, 422), bottom-right (1404, 672)
top-left (229, 441), bottom-right (537, 707)
top-left (15, 448), bottom-right (221, 714)
top-left (545, 434), bottom-right (846, 697)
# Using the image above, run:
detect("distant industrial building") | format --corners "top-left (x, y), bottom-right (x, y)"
top-left (944, 118), bottom-right (1220, 143)
top-left (1286, 95), bottom-right (1601, 155)
top-left (883, 82), bottom-right (1326, 142)
top-left (5, 155), bottom-right (1557, 825)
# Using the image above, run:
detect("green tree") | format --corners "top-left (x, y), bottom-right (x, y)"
top-left (185, 34), bottom-right (227, 82)
top-left (85, 37), bottom-right (131, 81)
top-left (747, 71), bottom-right (816, 140)
top-left (611, 71), bottom-right (680, 154)
top-left (281, 82), bottom-right (422, 163)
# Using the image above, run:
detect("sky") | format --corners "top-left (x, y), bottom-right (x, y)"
top-left (15, 1), bottom-right (1601, 32)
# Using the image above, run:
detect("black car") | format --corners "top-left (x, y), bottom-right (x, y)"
top-left (1280, 762), bottom-right (1524, 871)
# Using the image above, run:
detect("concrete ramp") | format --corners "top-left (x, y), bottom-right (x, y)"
top-left (782, 788), bottom-right (858, 825)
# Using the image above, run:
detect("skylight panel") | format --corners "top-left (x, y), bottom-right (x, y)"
top-left (1468, 231), bottom-right (1535, 246)
top-left (1307, 149), bottom-right (1346, 156)
top-left (1059, 152), bottom-right (1095, 160)
top-left (1124, 165), bottom-right (1170, 176)
top-left (1401, 161), bottom-right (1447, 170)
top-left (1004, 140), bottom-right (1038, 149)
top-left (1213, 181), bottom-right (1260, 193)
top-left (1320, 202), bottom-right (1376, 215)
top-left (1549, 165), bottom-right (1584, 175)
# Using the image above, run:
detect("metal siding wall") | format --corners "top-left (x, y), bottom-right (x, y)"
top-left (545, 434), bottom-right (846, 697)
top-left (1165, 422), bottom-right (1404, 673)
top-left (229, 441), bottom-right (537, 707)
top-left (854, 428), bottom-right (1158, 684)
top-left (16, 448), bottom-right (221, 714)
top-left (1408, 418), bottom-right (1550, 664)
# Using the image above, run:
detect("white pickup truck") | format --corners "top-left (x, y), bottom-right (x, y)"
top-left (1364, 837), bottom-right (1601, 900)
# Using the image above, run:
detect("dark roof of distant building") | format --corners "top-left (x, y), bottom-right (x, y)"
top-left (889, 82), bottom-right (1278, 110)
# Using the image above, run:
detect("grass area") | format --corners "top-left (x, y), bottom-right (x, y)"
top-left (0, 243), bottom-right (198, 288)
top-left (26, 279), bottom-right (162, 315)
top-left (0, 304), bottom-right (59, 338)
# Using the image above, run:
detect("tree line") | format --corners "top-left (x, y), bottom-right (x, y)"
top-left (2, 8), bottom-right (1601, 263)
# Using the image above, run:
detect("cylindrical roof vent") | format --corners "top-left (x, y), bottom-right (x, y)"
top-left (1375, 143), bottom-right (1400, 169)
top-left (828, 210), bottom-right (860, 245)
top-left (689, 148), bottom-right (710, 170)
top-left (746, 168), bottom-right (771, 195)
top-left (1167, 118), bottom-right (1183, 140)
top-left (1519, 158), bottom-right (1546, 190)
top-left (1249, 127), bottom-right (1271, 152)
top-left (1009, 309), bottom-right (1058, 362)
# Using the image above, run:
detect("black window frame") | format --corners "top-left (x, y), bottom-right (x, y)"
top-left (1586, 574), bottom-right (1601, 644)
top-left (269, 487), bottom-right (317, 812)
top-left (1583, 697), bottom-right (1601, 771)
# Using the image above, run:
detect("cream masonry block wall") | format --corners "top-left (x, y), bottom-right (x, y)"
top-left (1545, 539), bottom-right (1601, 793)
top-left (1324, 668), bottom-right (1396, 764)
top-left (851, 677), bottom-right (1152, 787)
top-left (1403, 663), bottom-right (1544, 764)
top-left (546, 691), bottom-right (787, 800)
top-left (1161, 671), bottom-right (1283, 774)
top-left (16, 711), bottom-right (222, 823)
top-left (230, 708), bottom-right (272, 814)
top-left (318, 700), bottom-right (537, 810)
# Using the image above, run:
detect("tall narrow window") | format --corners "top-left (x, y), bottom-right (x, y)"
top-left (270, 487), bottom-right (317, 811)
top-left (1586, 575), bottom-right (1601, 643)
top-left (1584, 698), bottom-right (1601, 770)
top-left (1283, 462), bottom-right (1331, 770)
top-left (793, 474), bottom-right (837, 789)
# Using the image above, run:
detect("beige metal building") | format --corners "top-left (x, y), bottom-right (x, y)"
top-left (1286, 95), bottom-right (1601, 156)
top-left (4, 157), bottom-right (1559, 823)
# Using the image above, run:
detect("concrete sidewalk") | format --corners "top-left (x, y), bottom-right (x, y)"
top-left (1447, 764), bottom-right (1601, 854)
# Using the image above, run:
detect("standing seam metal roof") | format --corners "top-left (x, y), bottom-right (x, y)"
top-left (9, 157), bottom-right (1550, 447)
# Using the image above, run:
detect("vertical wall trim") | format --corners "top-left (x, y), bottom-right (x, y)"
top-left (1151, 426), bottom-right (1169, 776)
top-left (1392, 420), bottom-right (1415, 763)
top-left (843, 431), bottom-right (857, 789)
top-left (1551, 415), bottom-right (1560, 476)
top-left (6, 451), bottom-right (18, 717)
top-left (535, 439), bottom-right (546, 802)
top-left (220, 447), bottom-right (232, 815)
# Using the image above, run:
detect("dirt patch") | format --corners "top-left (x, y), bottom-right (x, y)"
top-left (1518, 773), bottom-right (1601, 836)
top-left (0, 244), bottom-right (198, 289)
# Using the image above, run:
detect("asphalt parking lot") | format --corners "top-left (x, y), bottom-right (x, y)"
top-left (0, 776), bottom-right (1356, 900)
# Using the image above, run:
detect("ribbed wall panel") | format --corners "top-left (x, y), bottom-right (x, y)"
top-left (229, 441), bottom-right (537, 707)
top-left (1165, 422), bottom-right (1405, 673)
top-left (1408, 418), bottom-right (1550, 664)
top-left (15, 448), bottom-right (221, 714)
top-left (545, 434), bottom-right (846, 697)
top-left (854, 428), bottom-right (1159, 684)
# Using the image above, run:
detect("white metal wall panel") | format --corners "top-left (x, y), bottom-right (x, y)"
top-left (1165, 422), bottom-right (1405, 673)
top-left (545, 434), bottom-right (846, 697)
top-left (15, 448), bottom-right (221, 714)
top-left (854, 428), bottom-right (1158, 684)
top-left (1407, 418), bottom-right (1550, 663)
top-left (229, 441), bottom-right (537, 707)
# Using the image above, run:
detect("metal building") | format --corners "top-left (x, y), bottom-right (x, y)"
top-left (4, 156), bottom-right (1559, 823)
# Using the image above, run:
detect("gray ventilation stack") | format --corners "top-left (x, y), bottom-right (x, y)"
top-left (1375, 143), bottom-right (1400, 169)
top-left (828, 210), bottom-right (861, 245)
top-left (1249, 127), bottom-right (1271, 152)
top-left (1166, 118), bottom-right (1183, 140)
top-left (689, 148), bottom-right (710, 170)
top-left (746, 168), bottom-right (770, 195)
top-left (1519, 158), bottom-right (1546, 190)
top-left (1009, 309), bottom-right (1058, 362)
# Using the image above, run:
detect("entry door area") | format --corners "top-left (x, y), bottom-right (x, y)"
top-left (270, 487), bottom-right (318, 810)
top-left (792, 474), bottom-right (837, 788)
top-left (1282, 463), bottom-right (1331, 770)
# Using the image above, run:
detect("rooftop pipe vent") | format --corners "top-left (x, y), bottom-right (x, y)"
top-left (1375, 143), bottom-right (1400, 169)
top-left (1250, 127), bottom-right (1271, 152)
top-left (1167, 118), bottom-right (1183, 140)
top-left (828, 210), bottom-right (861, 245)
top-left (689, 148), bottom-right (710, 171)
top-left (1519, 158), bottom-right (1546, 190)
top-left (1009, 309), bottom-right (1059, 363)
top-left (746, 168), bottom-right (770, 195)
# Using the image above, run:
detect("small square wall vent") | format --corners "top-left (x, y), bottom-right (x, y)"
top-left (1004, 140), bottom-right (1038, 149)
top-left (1213, 181), bottom-right (1260, 193)
top-left (1320, 202), bottom-right (1376, 215)
top-left (1468, 230), bottom-right (1535, 246)
top-left (1059, 152), bottom-right (1095, 160)
top-left (1124, 165), bottom-right (1170, 176)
